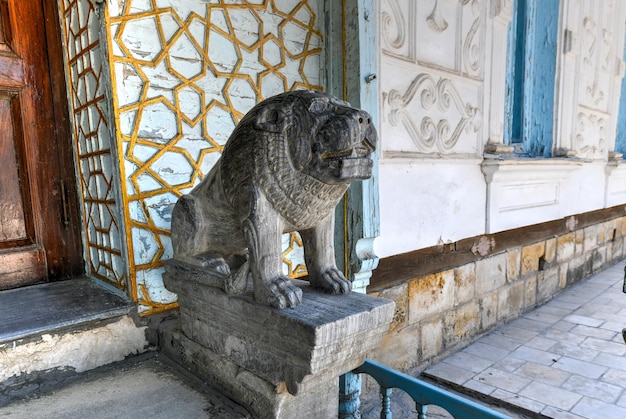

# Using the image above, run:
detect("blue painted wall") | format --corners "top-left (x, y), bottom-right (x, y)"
top-left (504, 0), bottom-right (524, 146)
top-left (616, 24), bottom-right (626, 157)
top-left (504, 0), bottom-right (560, 157)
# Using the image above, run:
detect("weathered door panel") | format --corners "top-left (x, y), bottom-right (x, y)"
top-left (0, 0), bottom-right (82, 289)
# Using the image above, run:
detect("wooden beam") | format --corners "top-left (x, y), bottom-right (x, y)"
top-left (371, 205), bottom-right (626, 292)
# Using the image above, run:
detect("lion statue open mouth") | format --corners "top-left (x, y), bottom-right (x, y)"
top-left (168, 90), bottom-right (377, 309)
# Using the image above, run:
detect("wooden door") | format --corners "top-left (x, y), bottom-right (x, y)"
top-left (0, 0), bottom-right (82, 290)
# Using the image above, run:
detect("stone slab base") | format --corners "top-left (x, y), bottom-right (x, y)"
top-left (163, 271), bottom-right (394, 418)
top-left (162, 328), bottom-right (339, 419)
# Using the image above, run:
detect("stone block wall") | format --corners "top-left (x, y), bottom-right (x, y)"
top-left (369, 216), bottom-right (626, 372)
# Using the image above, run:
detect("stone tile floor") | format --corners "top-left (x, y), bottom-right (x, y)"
top-left (423, 261), bottom-right (626, 418)
top-left (3, 263), bottom-right (624, 418)
top-left (0, 355), bottom-right (251, 418)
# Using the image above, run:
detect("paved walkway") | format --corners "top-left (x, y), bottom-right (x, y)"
top-left (424, 261), bottom-right (626, 418)
top-left (2, 262), bottom-right (624, 418)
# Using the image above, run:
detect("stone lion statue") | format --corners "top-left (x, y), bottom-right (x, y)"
top-left (169, 90), bottom-right (376, 309)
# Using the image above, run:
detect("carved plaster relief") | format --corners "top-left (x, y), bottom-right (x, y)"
top-left (461, 0), bottom-right (483, 76)
top-left (379, 0), bottom-right (490, 157)
top-left (416, 0), bottom-right (456, 70)
top-left (381, 0), bottom-right (414, 60)
top-left (601, 28), bottom-right (614, 74)
top-left (382, 0), bottom-right (485, 75)
top-left (582, 17), bottom-right (597, 67)
top-left (427, 0), bottom-right (450, 32)
top-left (387, 73), bottom-right (480, 153)
top-left (576, 111), bottom-right (607, 160)
top-left (580, 15), bottom-right (610, 110)
top-left (556, 0), bottom-right (625, 159)
top-left (414, 0), bottom-right (484, 76)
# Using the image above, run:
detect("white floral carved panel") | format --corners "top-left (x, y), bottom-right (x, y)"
top-left (556, 0), bottom-right (626, 159)
top-left (580, 14), bottom-right (611, 111)
top-left (459, 0), bottom-right (483, 77)
top-left (576, 111), bottom-right (606, 159)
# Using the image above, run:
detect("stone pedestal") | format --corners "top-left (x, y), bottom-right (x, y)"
top-left (162, 266), bottom-right (394, 419)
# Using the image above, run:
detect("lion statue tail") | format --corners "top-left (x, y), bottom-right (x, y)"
top-left (224, 260), bottom-right (249, 295)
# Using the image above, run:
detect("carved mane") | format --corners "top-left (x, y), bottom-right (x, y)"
top-left (221, 93), bottom-right (348, 229)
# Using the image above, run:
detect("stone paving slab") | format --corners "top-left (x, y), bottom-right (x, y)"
top-left (0, 279), bottom-right (132, 344)
top-left (424, 261), bottom-right (626, 418)
top-left (0, 355), bottom-right (251, 418)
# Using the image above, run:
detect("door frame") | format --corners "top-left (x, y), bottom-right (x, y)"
top-left (41, 0), bottom-right (84, 279)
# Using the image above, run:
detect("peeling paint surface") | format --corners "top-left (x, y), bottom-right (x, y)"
top-left (617, 24), bottom-right (626, 156)
top-left (0, 317), bottom-right (147, 383)
top-left (104, 0), bottom-right (323, 313)
top-left (60, 0), bottom-right (129, 292)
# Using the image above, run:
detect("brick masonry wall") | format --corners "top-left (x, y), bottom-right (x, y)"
top-left (368, 216), bottom-right (626, 372)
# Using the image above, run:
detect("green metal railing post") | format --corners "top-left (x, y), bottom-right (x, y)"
top-left (353, 359), bottom-right (512, 419)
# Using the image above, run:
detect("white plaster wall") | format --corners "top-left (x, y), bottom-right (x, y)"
top-left (606, 164), bottom-right (626, 208)
top-left (482, 159), bottom-right (596, 233)
top-left (377, 159), bottom-right (485, 258)
top-left (0, 317), bottom-right (147, 382)
top-left (561, 163), bottom-right (609, 215)
top-left (376, 0), bottom-right (626, 258)
top-left (376, 0), bottom-right (498, 257)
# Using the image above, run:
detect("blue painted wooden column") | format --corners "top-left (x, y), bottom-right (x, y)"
top-left (327, 0), bottom-right (380, 293)
top-left (616, 23), bottom-right (626, 157)
top-left (325, 0), bottom-right (379, 417)
top-left (504, 0), bottom-right (559, 156)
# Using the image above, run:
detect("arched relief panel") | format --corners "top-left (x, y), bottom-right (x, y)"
top-left (418, 0), bottom-right (484, 77)
top-left (102, 0), bottom-right (323, 314)
top-left (379, 0), bottom-right (489, 158)
top-left (382, 0), bottom-right (485, 76)
top-left (555, 0), bottom-right (626, 160)
top-left (380, 0), bottom-right (414, 61)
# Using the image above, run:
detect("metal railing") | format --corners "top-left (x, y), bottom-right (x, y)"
top-left (352, 359), bottom-right (511, 419)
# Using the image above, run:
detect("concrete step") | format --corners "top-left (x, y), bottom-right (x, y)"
top-left (0, 354), bottom-right (251, 418)
top-left (0, 279), bottom-right (147, 405)
top-left (0, 278), bottom-right (133, 344)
